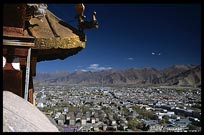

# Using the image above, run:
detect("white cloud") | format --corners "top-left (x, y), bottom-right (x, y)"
top-left (76, 64), bottom-right (112, 72)
top-left (88, 64), bottom-right (99, 69)
top-left (87, 64), bottom-right (112, 71)
top-left (152, 52), bottom-right (162, 56)
top-left (74, 69), bottom-right (88, 72)
top-left (81, 69), bottom-right (88, 72)
top-left (98, 66), bottom-right (112, 70)
top-left (128, 57), bottom-right (134, 61)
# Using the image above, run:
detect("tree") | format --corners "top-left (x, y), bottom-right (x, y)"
top-left (136, 122), bottom-right (144, 129)
top-left (113, 113), bottom-right (119, 121)
top-left (188, 124), bottom-right (197, 131)
top-left (81, 105), bottom-right (90, 113)
top-left (162, 115), bottom-right (169, 123)
top-left (158, 119), bottom-right (165, 124)
top-left (171, 115), bottom-right (177, 119)
top-left (142, 125), bottom-right (150, 131)
top-left (128, 118), bottom-right (137, 130)
top-left (36, 92), bottom-right (42, 98)
top-left (131, 105), bottom-right (154, 120)
top-left (122, 107), bottom-right (129, 116)
top-left (192, 103), bottom-right (201, 109)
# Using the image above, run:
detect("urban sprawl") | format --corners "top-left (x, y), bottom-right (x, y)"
top-left (34, 85), bottom-right (201, 132)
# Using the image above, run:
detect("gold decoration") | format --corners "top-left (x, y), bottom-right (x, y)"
top-left (33, 37), bottom-right (85, 49)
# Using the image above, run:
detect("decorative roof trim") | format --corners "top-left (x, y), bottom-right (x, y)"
top-left (33, 37), bottom-right (85, 49)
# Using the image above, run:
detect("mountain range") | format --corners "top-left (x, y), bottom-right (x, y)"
top-left (33, 65), bottom-right (201, 87)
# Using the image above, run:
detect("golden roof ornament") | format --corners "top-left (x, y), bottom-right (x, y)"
top-left (75, 3), bottom-right (99, 31)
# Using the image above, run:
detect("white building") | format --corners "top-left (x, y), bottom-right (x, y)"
top-left (37, 102), bottom-right (44, 108)
top-left (81, 116), bottom-right (86, 125)
top-left (91, 117), bottom-right (95, 124)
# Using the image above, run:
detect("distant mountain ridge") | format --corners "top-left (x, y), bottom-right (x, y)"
top-left (33, 71), bottom-right (69, 81)
top-left (34, 65), bottom-right (201, 87)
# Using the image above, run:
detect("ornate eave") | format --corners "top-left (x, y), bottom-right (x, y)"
top-left (3, 4), bottom-right (86, 62)
top-left (25, 9), bottom-right (86, 62)
top-left (27, 10), bottom-right (86, 50)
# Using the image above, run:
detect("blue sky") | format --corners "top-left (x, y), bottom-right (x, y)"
top-left (36, 4), bottom-right (201, 72)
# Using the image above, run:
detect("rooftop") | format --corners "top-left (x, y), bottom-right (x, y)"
top-left (3, 4), bottom-right (86, 62)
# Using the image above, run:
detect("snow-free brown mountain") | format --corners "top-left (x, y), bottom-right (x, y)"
top-left (34, 71), bottom-right (70, 81)
top-left (34, 65), bottom-right (201, 87)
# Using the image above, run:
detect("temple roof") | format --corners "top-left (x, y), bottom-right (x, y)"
top-left (28, 10), bottom-right (86, 50)
top-left (27, 9), bottom-right (86, 62)
top-left (3, 4), bottom-right (86, 62)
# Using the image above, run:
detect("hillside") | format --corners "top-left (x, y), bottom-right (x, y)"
top-left (33, 71), bottom-right (70, 81)
top-left (34, 65), bottom-right (201, 87)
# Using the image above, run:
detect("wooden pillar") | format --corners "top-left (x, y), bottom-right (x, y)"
top-left (28, 75), bottom-right (34, 104)
top-left (31, 57), bottom-right (37, 76)
top-left (3, 46), bottom-right (34, 101)
top-left (27, 56), bottom-right (37, 104)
